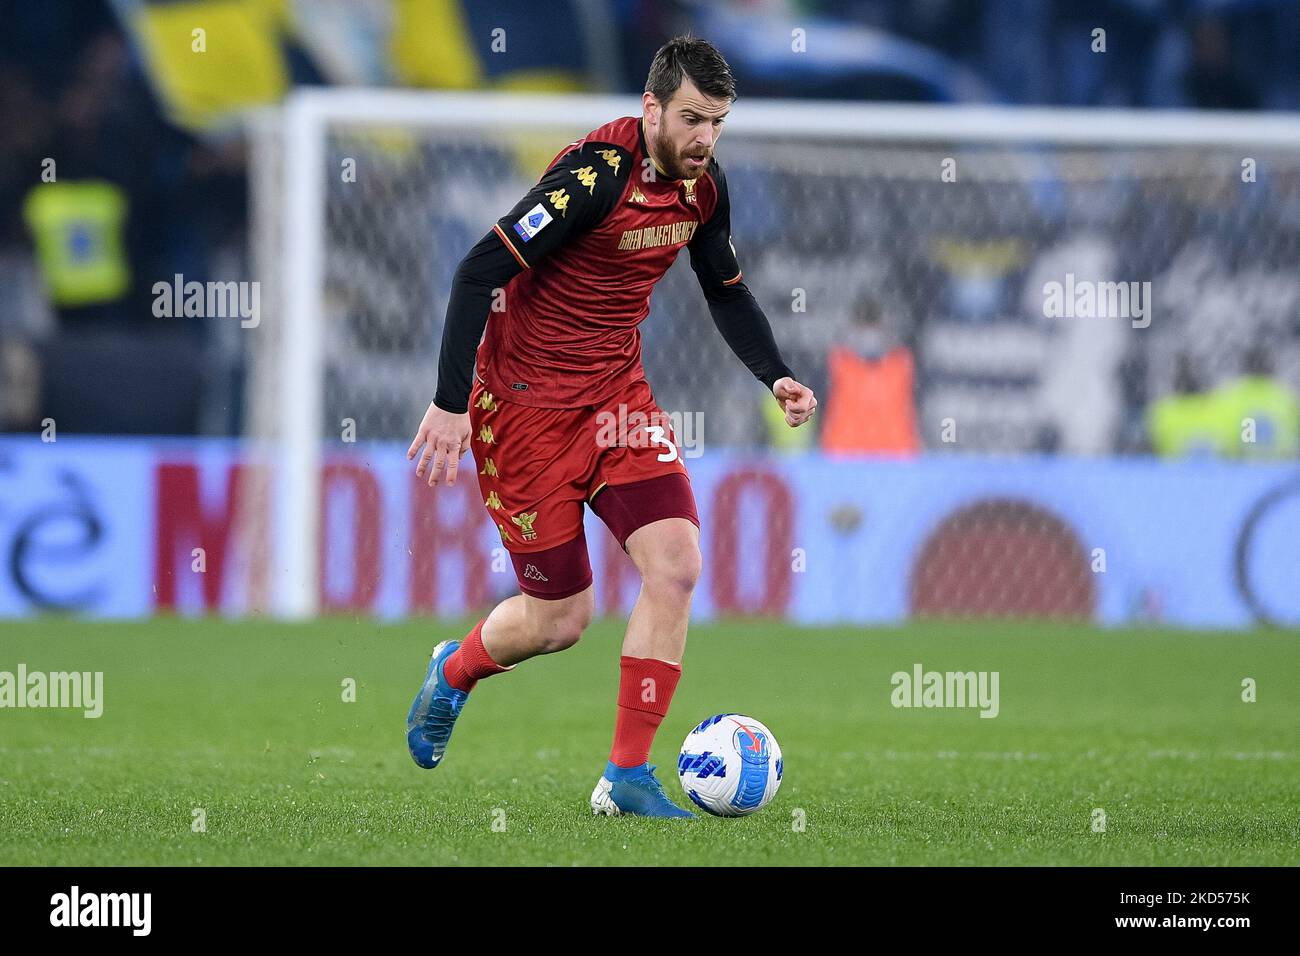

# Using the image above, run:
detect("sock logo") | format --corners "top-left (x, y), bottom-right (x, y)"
top-left (523, 563), bottom-right (549, 582)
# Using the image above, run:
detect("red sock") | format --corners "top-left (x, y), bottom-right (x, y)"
top-left (442, 619), bottom-right (512, 692)
top-left (609, 656), bottom-right (682, 768)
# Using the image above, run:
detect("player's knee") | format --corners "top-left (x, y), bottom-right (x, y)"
top-left (531, 591), bottom-right (593, 653)
top-left (542, 608), bottom-right (591, 653)
top-left (642, 537), bottom-right (702, 601)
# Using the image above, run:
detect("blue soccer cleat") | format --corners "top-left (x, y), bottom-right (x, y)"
top-left (590, 761), bottom-right (696, 818)
top-left (406, 640), bottom-right (469, 769)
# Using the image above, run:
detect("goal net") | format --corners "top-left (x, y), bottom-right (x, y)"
top-left (243, 91), bottom-right (1300, 621)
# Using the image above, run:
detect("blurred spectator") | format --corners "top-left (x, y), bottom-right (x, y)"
top-left (1, 17), bottom-right (231, 435)
top-left (1152, 347), bottom-right (1299, 459)
top-left (23, 179), bottom-right (130, 320)
top-left (0, 337), bottom-right (41, 430)
top-left (1213, 345), bottom-right (1299, 459)
top-left (1184, 16), bottom-right (1259, 110)
top-left (1149, 353), bottom-right (1221, 457)
top-left (818, 296), bottom-right (921, 456)
top-left (1149, 356), bottom-right (1227, 460)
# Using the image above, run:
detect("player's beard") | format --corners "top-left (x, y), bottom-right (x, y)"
top-left (653, 126), bottom-right (709, 181)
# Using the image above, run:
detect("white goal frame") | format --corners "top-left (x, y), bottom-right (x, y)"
top-left (256, 88), bottom-right (1300, 619)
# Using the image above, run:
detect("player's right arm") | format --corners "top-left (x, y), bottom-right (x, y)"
top-left (410, 140), bottom-right (627, 486)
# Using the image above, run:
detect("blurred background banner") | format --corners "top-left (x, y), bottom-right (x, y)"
top-left (2, 437), bottom-right (1298, 629)
top-left (2, 0), bottom-right (1298, 624)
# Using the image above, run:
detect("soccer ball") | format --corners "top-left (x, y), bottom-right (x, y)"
top-left (677, 714), bottom-right (782, 817)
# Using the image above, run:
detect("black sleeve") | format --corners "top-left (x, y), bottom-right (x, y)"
top-left (433, 141), bottom-right (628, 413)
top-left (687, 161), bottom-right (796, 391)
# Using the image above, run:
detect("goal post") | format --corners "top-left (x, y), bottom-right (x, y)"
top-left (246, 88), bottom-right (1300, 620)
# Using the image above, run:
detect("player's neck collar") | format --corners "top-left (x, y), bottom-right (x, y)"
top-left (637, 115), bottom-right (676, 182)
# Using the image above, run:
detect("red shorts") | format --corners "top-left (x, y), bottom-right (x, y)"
top-left (468, 375), bottom-right (699, 599)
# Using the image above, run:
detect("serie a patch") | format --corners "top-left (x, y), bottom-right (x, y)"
top-left (513, 203), bottom-right (552, 242)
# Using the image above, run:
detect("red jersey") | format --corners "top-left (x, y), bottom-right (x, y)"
top-left (477, 115), bottom-right (744, 408)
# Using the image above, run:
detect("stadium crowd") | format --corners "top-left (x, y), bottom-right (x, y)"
top-left (1, 0), bottom-right (1297, 456)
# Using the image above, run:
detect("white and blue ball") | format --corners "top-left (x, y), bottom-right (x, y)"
top-left (677, 714), bottom-right (782, 817)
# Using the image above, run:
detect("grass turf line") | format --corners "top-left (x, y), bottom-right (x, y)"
top-left (0, 617), bottom-right (1296, 866)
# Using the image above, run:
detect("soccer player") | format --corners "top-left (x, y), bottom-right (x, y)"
top-left (405, 36), bottom-right (817, 818)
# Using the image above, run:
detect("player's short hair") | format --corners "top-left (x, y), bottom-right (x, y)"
top-left (645, 36), bottom-right (736, 107)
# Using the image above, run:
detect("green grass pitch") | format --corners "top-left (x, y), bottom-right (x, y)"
top-left (1, 617), bottom-right (1296, 866)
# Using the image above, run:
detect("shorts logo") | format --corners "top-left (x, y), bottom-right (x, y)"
top-left (475, 391), bottom-right (497, 411)
top-left (523, 564), bottom-right (549, 582)
top-left (513, 203), bottom-right (553, 242)
top-left (511, 511), bottom-right (539, 542)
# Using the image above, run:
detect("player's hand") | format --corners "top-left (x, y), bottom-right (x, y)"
top-left (408, 400), bottom-right (471, 487)
top-left (772, 377), bottom-right (817, 427)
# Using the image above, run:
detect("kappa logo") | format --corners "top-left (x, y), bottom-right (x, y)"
top-left (572, 165), bottom-right (598, 194)
top-left (596, 148), bottom-right (623, 175)
top-left (523, 564), bottom-right (549, 582)
top-left (546, 188), bottom-right (570, 218)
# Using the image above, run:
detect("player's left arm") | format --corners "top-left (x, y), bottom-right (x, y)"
top-left (687, 161), bottom-right (817, 427)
